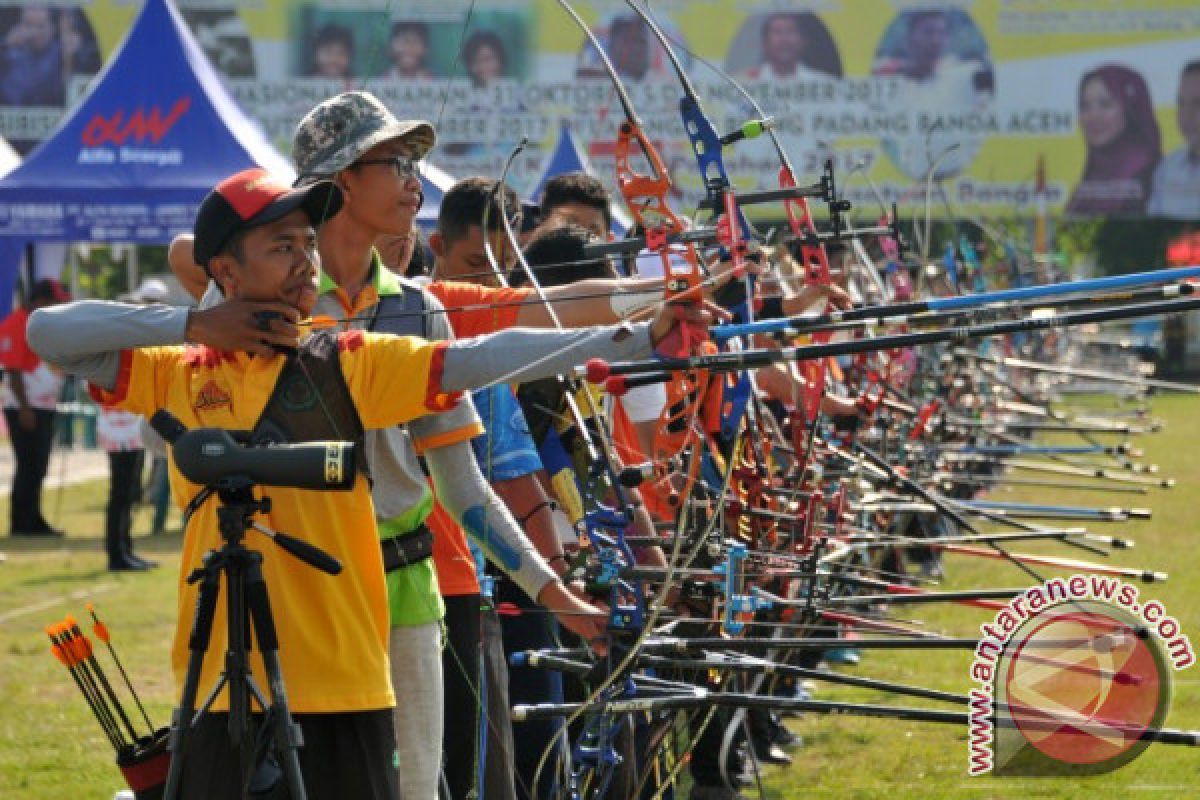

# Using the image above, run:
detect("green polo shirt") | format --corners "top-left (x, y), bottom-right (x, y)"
top-left (316, 255), bottom-right (482, 626)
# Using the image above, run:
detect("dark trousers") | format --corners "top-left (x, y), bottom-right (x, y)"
top-left (148, 455), bottom-right (171, 534)
top-left (441, 593), bottom-right (517, 800)
top-left (5, 408), bottom-right (56, 532)
top-left (106, 449), bottom-right (144, 566)
top-left (442, 593), bottom-right (483, 800)
top-left (480, 604), bottom-right (517, 800)
top-left (498, 581), bottom-right (565, 800)
top-left (179, 709), bottom-right (399, 799)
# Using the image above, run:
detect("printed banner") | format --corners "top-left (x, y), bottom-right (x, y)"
top-left (1, 1), bottom-right (1197, 219)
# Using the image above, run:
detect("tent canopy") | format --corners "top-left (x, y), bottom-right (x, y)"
top-left (0, 136), bottom-right (17, 178)
top-left (0, 0), bottom-right (290, 245)
top-left (416, 161), bottom-right (456, 231)
top-left (0, 137), bottom-right (19, 315)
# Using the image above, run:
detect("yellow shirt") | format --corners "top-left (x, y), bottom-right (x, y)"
top-left (90, 330), bottom-right (458, 713)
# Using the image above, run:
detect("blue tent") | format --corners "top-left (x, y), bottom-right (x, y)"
top-left (416, 161), bottom-right (456, 232)
top-left (0, 0), bottom-right (291, 247)
top-left (531, 122), bottom-right (631, 236)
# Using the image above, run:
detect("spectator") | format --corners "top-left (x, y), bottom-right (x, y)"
top-left (1148, 60), bottom-right (1200, 218)
top-left (0, 278), bottom-right (70, 536)
top-left (96, 404), bottom-right (155, 571)
top-left (128, 278), bottom-right (174, 537)
top-left (98, 277), bottom-right (171, 569)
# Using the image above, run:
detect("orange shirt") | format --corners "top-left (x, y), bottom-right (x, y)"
top-left (423, 280), bottom-right (534, 596)
top-left (427, 497), bottom-right (481, 596)
top-left (425, 280), bottom-right (532, 339)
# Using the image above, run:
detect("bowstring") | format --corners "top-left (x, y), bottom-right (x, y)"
top-left (350, 3), bottom-right (505, 798)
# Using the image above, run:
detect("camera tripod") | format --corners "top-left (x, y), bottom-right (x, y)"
top-left (162, 478), bottom-right (342, 800)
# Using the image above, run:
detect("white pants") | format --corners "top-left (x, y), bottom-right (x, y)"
top-left (389, 621), bottom-right (444, 800)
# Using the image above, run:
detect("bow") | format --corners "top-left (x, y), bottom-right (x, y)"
top-left (557, 1), bottom-right (719, 523)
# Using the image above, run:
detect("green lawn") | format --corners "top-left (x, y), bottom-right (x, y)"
top-left (0, 482), bottom-right (181, 799)
top-left (763, 392), bottom-right (1200, 798)
top-left (0, 395), bottom-right (1197, 798)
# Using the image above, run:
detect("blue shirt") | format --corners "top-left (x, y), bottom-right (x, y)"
top-left (471, 385), bottom-right (543, 482)
top-left (468, 385), bottom-right (544, 580)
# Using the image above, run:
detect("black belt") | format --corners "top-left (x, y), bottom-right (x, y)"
top-left (380, 523), bottom-right (434, 572)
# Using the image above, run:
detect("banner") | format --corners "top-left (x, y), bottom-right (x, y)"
top-left (2, 1), bottom-right (1197, 220)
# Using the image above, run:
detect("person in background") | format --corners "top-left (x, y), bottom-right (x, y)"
top-left (405, 227), bottom-right (434, 278)
top-left (1148, 60), bottom-right (1200, 219)
top-left (377, 224), bottom-right (434, 279)
top-left (1067, 64), bottom-right (1161, 216)
top-left (376, 226), bottom-right (420, 278)
top-left (125, 278), bottom-right (175, 538)
top-left (537, 172), bottom-right (614, 241)
top-left (96, 402), bottom-right (154, 571)
top-left (0, 278), bottom-right (70, 537)
top-left (97, 276), bottom-right (172, 569)
top-left (144, 424), bottom-right (172, 537)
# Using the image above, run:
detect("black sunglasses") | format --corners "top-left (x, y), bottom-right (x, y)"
top-left (353, 154), bottom-right (421, 180)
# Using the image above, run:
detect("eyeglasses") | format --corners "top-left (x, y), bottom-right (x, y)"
top-left (353, 154), bottom-right (421, 180)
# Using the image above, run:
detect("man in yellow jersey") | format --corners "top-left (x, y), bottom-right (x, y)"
top-left (29, 168), bottom-right (698, 799)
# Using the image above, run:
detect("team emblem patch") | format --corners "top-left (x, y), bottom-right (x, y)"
top-left (279, 375), bottom-right (317, 412)
top-left (194, 379), bottom-right (231, 412)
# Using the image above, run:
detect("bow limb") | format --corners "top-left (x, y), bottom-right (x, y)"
top-left (556, 0), bottom-right (714, 516)
top-left (493, 20), bottom-right (694, 786)
top-left (625, 0), bottom-right (768, 448)
top-left (486, 138), bottom-right (648, 798)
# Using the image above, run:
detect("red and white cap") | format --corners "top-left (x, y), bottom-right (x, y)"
top-left (193, 167), bottom-right (343, 266)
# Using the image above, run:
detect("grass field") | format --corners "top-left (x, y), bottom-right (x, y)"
top-left (0, 395), bottom-right (1198, 799)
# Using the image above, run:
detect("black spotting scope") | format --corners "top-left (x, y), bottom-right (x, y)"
top-left (150, 410), bottom-right (356, 490)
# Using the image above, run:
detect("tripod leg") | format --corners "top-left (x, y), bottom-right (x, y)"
top-left (164, 560), bottom-right (222, 800)
top-left (244, 555), bottom-right (307, 800)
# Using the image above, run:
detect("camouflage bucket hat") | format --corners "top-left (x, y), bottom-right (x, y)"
top-left (292, 91), bottom-right (436, 185)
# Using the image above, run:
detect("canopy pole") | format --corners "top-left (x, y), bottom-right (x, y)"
top-left (23, 242), bottom-right (34, 302)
